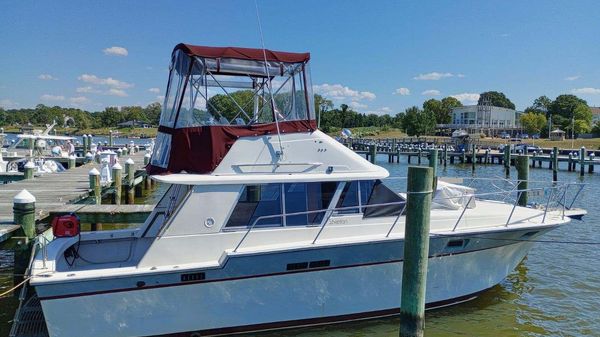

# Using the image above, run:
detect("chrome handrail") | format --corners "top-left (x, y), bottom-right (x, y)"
top-left (231, 182), bottom-right (584, 252)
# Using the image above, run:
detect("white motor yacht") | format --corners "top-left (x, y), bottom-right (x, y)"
top-left (28, 44), bottom-right (583, 337)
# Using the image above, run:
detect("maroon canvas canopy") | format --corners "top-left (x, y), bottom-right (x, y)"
top-left (147, 120), bottom-right (317, 175)
top-left (174, 43), bottom-right (310, 63)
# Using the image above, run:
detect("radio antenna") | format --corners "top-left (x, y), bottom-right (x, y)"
top-left (255, 0), bottom-right (284, 159)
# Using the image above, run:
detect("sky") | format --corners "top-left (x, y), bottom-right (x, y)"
top-left (1, 0), bottom-right (599, 115)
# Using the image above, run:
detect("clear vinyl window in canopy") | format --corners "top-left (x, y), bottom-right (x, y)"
top-left (159, 47), bottom-right (314, 129)
top-left (151, 44), bottom-right (314, 169)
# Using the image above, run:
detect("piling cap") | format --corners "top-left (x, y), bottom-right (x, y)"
top-left (112, 162), bottom-right (122, 170)
top-left (89, 168), bottom-right (100, 175)
top-left (24, 161), bottom-right (35, 169)
top-left (144, 153), bottom-right (151, 158)
top-left (117, 148), bottom-right (123, 153)
top-left (125, 158), bottom-right (135, 165)
top-left (85, 152), bottom-right (94, 158)
top-left (69, 155), bottom-right (76, 160)
top-left (14, 189), bottom-right (35, 204)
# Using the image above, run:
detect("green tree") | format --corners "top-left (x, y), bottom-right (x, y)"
top-left (0, 108), bottom-right (5, 126)
top-left (572, 103), bottom-right (592, 134)
top-left (550, 94), bottom-right (587, 119)
top-left (207, 90), bottom-right (256, 122)
top-left (520, 112), bottom-right (547, 135)
top-left (403, 106), bottom-right (436, 137)
top-left (478, 91), bottom-right (515, 109)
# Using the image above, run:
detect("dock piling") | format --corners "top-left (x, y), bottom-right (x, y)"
top-left (503, 145), bottom-right (510, 178)
top-left (13, 189), bottom-right (36, 239)
top-left (369, 144), bottom-right (376, 164)
top-left (68, 155), bottom-right (76, 170)
top-left (552, 147), bottom-right (558, 182)
top-left (428, 149), bottom-right (438, 190)
top-left (400, 166), bottom-right (433, 337)
top-left (471, 144), bottom-right (476, 172)
top-left (579, 147), bottom-right (585, 177)
top-left (24, 161), bottom-right (35, 180)
top-left (89, 168), bottom-right (101, 205)
top-left (516, 155), bottom-right (529, 207)
top-left (112, 163), bottom-right (122, 205)
top-left (125, 158), bottom-right (135, 204)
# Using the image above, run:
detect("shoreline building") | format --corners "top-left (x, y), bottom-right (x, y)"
top-left (437, 104), bottom-right (523, 137)
top-left (591, 107), bottom-right (600, 124)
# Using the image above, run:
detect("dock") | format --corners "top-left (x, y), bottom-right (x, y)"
top-left (0, 150), bottom-right (152, 244)
top-left (346, 138), bottom-right (600, 174)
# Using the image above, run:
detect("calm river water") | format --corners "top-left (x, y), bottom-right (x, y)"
top-left (1, 154), bottom-right (598, 336)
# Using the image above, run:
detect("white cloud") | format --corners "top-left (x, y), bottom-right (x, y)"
top-left (421, 89), bottom-right (441, 96)
top-left (38, 74), bottom-right (57, 80)
top-left (457, 74), bottom-right (466, 78)
top-left (380, 107), bottom-right (392, 113)
top-left (0, 99), bottom-right (19, 108)
top-left (78, 74), bottom-right (133, 89)
top-left (349, 101), bottom-right (368, 109)
top-left (156, 95), bottom-right (165, 102)
top-left (103, 46), bottom-right (128, 56)
top-left (451, 93), bottom-right (480, 104)
top-left (69, 96), bottom-right (89, 105)
top-left (40, 94), bottom-right (65, 101)
top-left (565, 75), bottom-right (581, 81)
top-left (365, 107), bottom-right (394, 115)
top-left (571, 87), bottom-right (600, 95)
top-left (393, 87), bottom-right (411, 96)
top-left (76, 86), bottom-right (101, 93)
top-left (413, 72), bottom-right (456, 80)
top-left (313, 83), bottom-right (376, 101)
top-left (107, 88), bottom-right (128, 97)
top-left (148, 87), bottom-right (161, 94)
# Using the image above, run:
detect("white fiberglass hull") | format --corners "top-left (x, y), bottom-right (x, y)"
top-left (40, 240), bottom-right (534, 337)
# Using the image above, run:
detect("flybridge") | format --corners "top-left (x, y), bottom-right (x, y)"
top-left (148, 43), bottom-right (316, 175)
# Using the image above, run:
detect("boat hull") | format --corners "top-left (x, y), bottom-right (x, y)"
top-left (39, 240), bottom-right (534, 337)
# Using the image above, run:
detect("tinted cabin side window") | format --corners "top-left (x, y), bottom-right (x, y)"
top-left (363, 180), bottom-right (406, 218)
top-left (226, 182), bottom-right (338, 228)
top-left (225, 184), bottom-right (282, 228)
top-left (285, 182), bottom-right (338, 226)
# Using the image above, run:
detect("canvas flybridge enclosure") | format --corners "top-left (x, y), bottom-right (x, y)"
top-left (148, 43), bottom-right (316, 175)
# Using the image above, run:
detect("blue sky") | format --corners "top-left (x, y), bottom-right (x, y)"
top-left (1, 1), bottom-right (599, 115)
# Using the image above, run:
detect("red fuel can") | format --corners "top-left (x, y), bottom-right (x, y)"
top-left (52, 214), bottom-right (80, 237)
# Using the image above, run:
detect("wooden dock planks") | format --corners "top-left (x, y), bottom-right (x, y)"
top-left (0, 151), bottom-right (149, 241)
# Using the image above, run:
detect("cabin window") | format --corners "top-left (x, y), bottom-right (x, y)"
top-left (335, 180), bottom-right (405, 217)
top-left (285, 182), bottom-right (338, 226)
top-left (225, 184), bottom-right (282, 228)
top-left (363, 180), bottom-right (406, 218)
top-left (225, 182), bottom-right (337, 228)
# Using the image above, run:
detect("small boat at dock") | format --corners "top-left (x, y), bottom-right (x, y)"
top-left (27, 44), bottom-right (585, 337)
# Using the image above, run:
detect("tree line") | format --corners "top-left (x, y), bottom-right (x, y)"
top-left (1, 90), bottom-right (597, 138)
top-left (0, 103), bottom-right (162, 130)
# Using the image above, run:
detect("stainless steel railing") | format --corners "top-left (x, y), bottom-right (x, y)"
top-left (232, 181), bottom-right (584, 253)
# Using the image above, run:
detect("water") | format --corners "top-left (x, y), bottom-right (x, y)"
top-left (1, 156), bottom-right (598, 336)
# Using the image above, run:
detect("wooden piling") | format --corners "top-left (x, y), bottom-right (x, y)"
top-left (428, 149), bottom-right (438, 191)
top-left (125, 158), bottom-right (135, 204)
top-left (23, 161), bottom-right (35, 180)
top-left (568, 153), bottom-right (573, 172)
top-left (369, 144), bottom-right (376, 164)
top-left (579, 147), bottom-right (585, 177)
top-left (112, 163), bottom-right (122, 205)
top-left (443, 145), bottom-right (448, 167)
top-left (89, 168), bottom-right (101, 205)
top-left (516, 155), bottom-right (529, 207)
top-left (471, 144), bottom-right (476, 172)
top-left (400, 166), bottom-right (433, 337)
top-left (552, 147), bottom-right (558, 182)
top-left (504, 145), bottom-right (510, 178)
top-left (417, 149), bottom-right (422, 165)
top-left (68, 155), bottom-right (76, 170)
top-left (109, 130), bottom-right (114, 146)
top-left (13, 189), bottom-right (36, 239)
